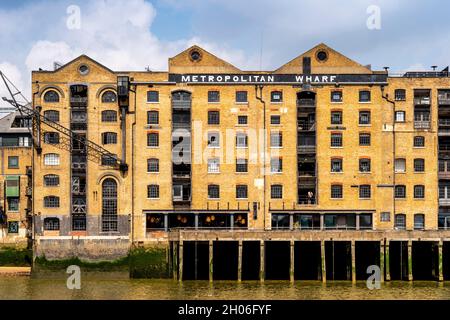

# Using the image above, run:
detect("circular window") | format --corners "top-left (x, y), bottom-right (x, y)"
top-left (79, 65), bottom-right (90, 75)
top-left (316, 50), bottom-right (328, 62)
top-left (190, 50), bottom-right (202, 62)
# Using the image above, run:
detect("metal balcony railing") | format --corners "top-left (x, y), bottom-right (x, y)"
top-left (297, 99), bottom-right (316, 107)
top-left (439, 198), bottom-right (450, 206)
top-left (414, 97), bottom-right (431, 105)
top-left (298, 171), bottom-right (316, 177)
top-left (297, 121), bottom-right (316, 131)
top-left (297, 145), bottom-right (316, 153)
top-left (414, 121), bottom-right (431, 129)
top-left (298, 197), bottom-right (317, 205)
top-left (439, 96), bottom-right (450, 105)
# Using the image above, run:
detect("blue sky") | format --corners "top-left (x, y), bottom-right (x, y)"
top-left (0, 0), bottom-right (450, 102)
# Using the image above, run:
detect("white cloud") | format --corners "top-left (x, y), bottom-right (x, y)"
top-left (0, 62), bottom-right (25, 109)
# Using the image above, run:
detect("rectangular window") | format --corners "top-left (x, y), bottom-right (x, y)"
top-left (271, 185), bottom-right (283, 199)
top-left (331, 185), bottom-right (343, 199)
top-left (147, 91), bottom-right (159, 103)
top-left (101, 154), bottom-right (118, 166)
top-left (208, 132), bottom-right (220, 148)
top-left (238, 116), bottom-right (248, 125)
top-left (271, 91), bottom-right (283, 103)
top-left (44, 154), bottom-right (60, 166)
top-left (236, 133), bottom-right (248, 148)
top-left (8, 156), bottom-right (19, 169)
top-left (414, 185), bottom-right (425, 199)
top-left (236, 159), bottom-right (248, 173)
top-left (331, 111), bottom-right (342, 125)
top-left (395, 214), bottom-right (406, 230)
top-left (359, 90), bottom-right (371, 102)
top-left (359, 133), bottom-right (371, 146)
top-left (395, 89), bottom-right (406, 101)
top-left (208, 158), bottom-right (220, 173)
top-left (44, 196), bottom-right (60, 208)
top-left (271, 115), bottom-right (281, 125)
top-left (147, 111), bottom-right (159, 125)
top-left (359, 111), bottom-right (371, 125)
top-left (102, 132), bottom-right (117, 145)
top-left (236, 91), bottom-right (248, 103)
top-left (395, 186), bottom-right (406, 198)
top-left (331, 158), bottom-right (343, 173)
top-left (380, 212), bottom-right (391, 222)
top-left (414, 159), bottom-right (425, 172)
top-left (208, 185), bottom-right (220, 199)
top-left (359, 159), bottom-right (371, 173)
top-left (271, 158), bottom-right (283, 173)
top-left (270, 132), bottom-right (283, 148)
top-left (331, 91), bottom-right (343, 103)
top-left (208, 91), bottom-right (220, 103)
top-left (395, 111), bottom-right (405, 122)
top-left (208, 111), bottom-right (220, 125)
top-left (331, 133), bottom-right (343, 147)
top-left (147, 185), bottom-right (160, 199)
top-left (395, 159), bottom-right (406, 173)
top-left (236, 185), bottom-right (248, 199)
top-left (8, 198), bottom-right (19, 212)
top-left (414, 214), bottom-right (425, 230)
top-left (147, 159), bottom-right (159, 173)
top-left (414, 136), bottom-right (425, 147)
top-left (44, 175), bottom-right (60, 186)
top-left (359, 185), bottom-right (371, 199)
top-left (147, 133), bottom-right (159, 147)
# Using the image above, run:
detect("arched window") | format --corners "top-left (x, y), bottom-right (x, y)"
top-left (102, 179), bottom-right (118, 232)
top-left (43, 90), bottom-right (60, 103)
top-left (44, 218), bottom-right (60, 231)
top-left (102, 91), bottom-right (117, 103)
top-left (101, 110), bottom-right (117, 122)
top-left (44, 110), bottom-right (60, 122)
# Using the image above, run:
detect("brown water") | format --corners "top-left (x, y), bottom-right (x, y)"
top-left (0, 275), bottom-right (449, 300)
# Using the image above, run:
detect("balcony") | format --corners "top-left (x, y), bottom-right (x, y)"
top-left (298, 197), bottom-right (317, 205)
top-left (298, 171), bottom-right (316, 178)
top-left (440, 198), bottom-right (450, 206)
top-left (173, 171), bottom-right (191, 179)
top-left (298, 145), bottom-right (316, 153)
top-left (71, 123), bottom-right (88, 131)
top-left (297, 121), bottom-right (316, 131)
top-left (297, 99), bottom-right (316, 107)
top-left (439, 93), bottom-right (450, 105)
top-left (414, 97), bottom-right (431, 106)
top-left (70, 97), bottom-right (88, 107)
top-left (414, 121), bottom-right (431, 129)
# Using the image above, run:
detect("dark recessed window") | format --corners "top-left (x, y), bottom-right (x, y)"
top-left (102, 110), bottom-right (117, 122)
top-left (208, 111), bottom-right (220, 125)
top-left (102, 91), bottom-right (117, 103)
top-left (44, 90), bottom-right (60, 103)
top-left (331, 185), bottom-right (343, 199)
top-left (236, 159), bottom-right (248, 173)
top-left (359, 111), bottom-right (371, 125)
top-left (395, 185), bottom-right (406, 199)
top-left (331, 133), bottom-right (343, 147)
top-left (44, 110), bottom-right (60, 122)
top-left (236, 185), bottom-right (248, 199)
top-left (8, 198), bottom-right (19, 212)
top-left (414, 136), bottom-right (425, 147)
top-left (414, 159), bottom-right (425, 172)
top-left (44, 175), bottom-right (60, 187)
top-left (331, 158), bottom-right (343, 173)
top-left (8, 156), bottom-right (19, 169)
top-left (79, 65), bottom-right (89, 75)
top-left (236, 91), bottom-right (248, 103)
top-left (44, 196), bottom-right (60, 208)
top-left (271, 185), bottom-right (283, 199)
top-left (147, 185), bottom-right (160, 199)
top-left (147, 91), bottom-right (159, 103)
top-left (208, 185), bottom-right (220, 199)
top-left (147, 133), bottom-right (159, 147)
top-left (147, 158), bottom-right (159, 173)
top-left (317, 50), bottom-right (328, 62)
top-left (238, 115), bottom-right (248, 125)
top-left (359, 91), bottom-right (371, 103)
top-left (414, 185), bottom-right (425, 199)
top-left (44, 218), bottom-right (60, 231)
top-left (359, 185), bottom-right (371, 199)
top-left (359, 158), bottom-right (371, 173)
top-left (102, 132), bottom-right (117, 145)
top-left (271, 115), bottom-right (281, 125)
top-left (331, 91), bottom-right (343, 102)
top-left (271, 91), bottom-right (283, 103)
top-left (395, 89), bottom-right (406, 101)
top-left (44, 132), bottom-right (60, 145)
top-left (147, 111), bottom-right (159, 125)
top-left (331, 111), bottom-right (342, 125)
top-left (208, 91), bottom-right (220, 103)
top-left (359, 133), bottom-right (371, 146)
top-left (101, 154), bottom-right (118, 166)
top-left (190, 51), bottom-right (201, 61)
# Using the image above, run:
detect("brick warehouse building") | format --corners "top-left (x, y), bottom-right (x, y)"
top-left (17, 43), bottom-right (450, 278)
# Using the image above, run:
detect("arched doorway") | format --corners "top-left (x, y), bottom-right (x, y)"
top-left (102, 178), bottom-right (118, 232)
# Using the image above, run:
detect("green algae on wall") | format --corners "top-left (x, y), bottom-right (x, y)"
top-left (129, 246), bottom-right (170, 279)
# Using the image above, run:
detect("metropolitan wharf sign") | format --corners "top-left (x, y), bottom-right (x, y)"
top-left (169, 74), bottom-right (388, 85)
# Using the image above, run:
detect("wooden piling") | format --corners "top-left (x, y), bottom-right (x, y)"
top-left (385, 240), bottom-right (390, 281)
top-left (321, 240), bottom-right (326, 283)
top-left (179, 241), bottom-right (183, 282)
top-left (290, 240), bottom-right (295, 283)
top-left (439, 240), bottom-right (444, 282)
top-left (260, 240), bottom-right (265, 282)
top-left (408, 240), bottom-right (413, 282)
top-left (351, 240), bottom-right (356, 283)
top-left (238, 240), bottom-right (243, 282)
top-left (209, 240), bottom-right (213, 282)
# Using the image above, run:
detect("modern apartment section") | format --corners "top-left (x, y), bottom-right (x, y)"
top-left (0, 112), bottom-right (32, 240)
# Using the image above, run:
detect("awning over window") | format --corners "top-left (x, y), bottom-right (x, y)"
top-left (5, 176), bottom-right (20, 197)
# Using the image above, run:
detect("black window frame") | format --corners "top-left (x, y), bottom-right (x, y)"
top-left (147, 185), bottom-right (160, 199)
top-left (147, 91), bottom-right (159, 103)
top-left (147, 158), bottom-right (160, 173)
top-left (236, 91), bottom-right (248, 103)
top-left (359, 133), bottom-right (371, 146)
top-left (271, 91), bottom-right (283, 103)
top-left (208, 184), bottom-right (220, 199)
top-left (208, 111), bottom-right (220, 125)
top-left (147, 132), bottom-right (159, 147)
top-left (271, 185), bottom-right (283, 199)
top-left (101, 110), bottom-right (118, 123)
top-left (147, 111), bottom-right (159, 125)
top-left (208, 91), bottom-right (220, 103)
top-left (359, 90), bottom-right (371, 103)
top-left (331, 111), bottom-right (343, 125)
top-left (236, 185), bottom-right (248, 199)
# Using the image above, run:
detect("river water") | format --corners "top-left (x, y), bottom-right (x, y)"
top-left (0, 275), bottom-right (449, 300)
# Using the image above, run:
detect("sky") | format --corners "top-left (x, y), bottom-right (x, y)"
top-left (0, 0), bottom-right (450, 106)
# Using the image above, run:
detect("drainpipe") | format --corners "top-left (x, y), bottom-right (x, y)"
top-left (130, 86), bottom-right (137, 245)
top-left (255, 85), bottom-right (266, 230)
top-left (381, 85), bottom-right (396, 226)
top-left (31, 83), bottom-right (40, 256)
